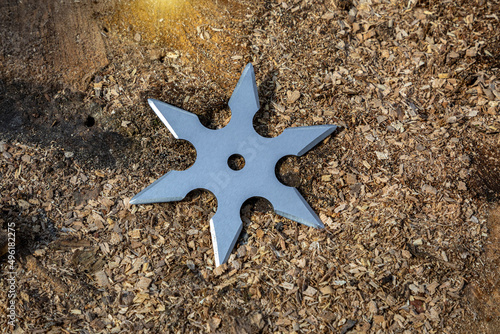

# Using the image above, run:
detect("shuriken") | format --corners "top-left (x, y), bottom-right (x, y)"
top-left (130, 64), bottom-right (336, 267)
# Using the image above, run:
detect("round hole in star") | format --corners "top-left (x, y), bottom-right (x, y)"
top-left (228, 154), bottom-right (245, 171)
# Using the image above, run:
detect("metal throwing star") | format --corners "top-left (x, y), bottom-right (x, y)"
top-left (130, 63), bottom-right (336, 267)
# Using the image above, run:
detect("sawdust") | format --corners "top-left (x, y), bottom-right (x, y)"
top-left (1, 0), bottom-right (499, 333)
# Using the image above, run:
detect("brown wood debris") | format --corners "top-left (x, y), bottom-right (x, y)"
top-left (1, 0), bottom-right (499, 333)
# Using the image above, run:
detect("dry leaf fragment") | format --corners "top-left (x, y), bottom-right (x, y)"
top-left (303, 286), bottom-right (317, 296)
top-left (133, 293), bottom-right (149, 304)
top-left (373, 315), bottom-right (385, 325)
top-left (465, 13), bottom-right (474, 25)
top-left (91, 212), bottom-right (105, 229)
top-left (33, 249), bottom-right (45, 257)
top-left (322, 174), bottom-right (331, 182)
top-left (100, 197), bottom-right (114, 209)
top-left (281, 282), bottom-right (294, 290)
top-left (333, 280), bottom-right (347, 286)
top-left (95, 270), bottom-right (110, 288)
top-left (213, 263), bottom-right (227, 276)
top-left (422, 184), bottom-right (437, 195)
top-left (207, 317), bottom-right (221, 332)
top-left (271, 101), bottom-right (285, 113)
top-left (363, 30), bottom-right (376, 41)
top-left (287, 90), bottom-right (301, 104)
top-left (402, 249), bottom-right (412, 259)
top-left (276, 318), bottom-right (291, 326)
top-left (466, 48), bottom-right (477, 57)
top-left (321, 12), bottom-right (335, 20)
top-left (129, 229), bottom-right (141, 239)
top-left (166, 52), bottom-right (179, 59)
top-left (109, 232), bottom-right (122, 245)
top-left (237, 245), bottom-right (246, 258)
top-left (319, 213), bottom-right (333, 226)
top-left (256, 229), bottom-right (264, 239)
top-left (186, 229), bottom-right (199, 235)
top-left (250, 312), bottom-right (265, 330)
top-left (410, 299), bottom-right (425, 314)
top-left (334, 203), bottom-right (347, 213)
top-left (375, 151), bottom-right (389, 160)
top-left (95, 170), bottom-right (105, 177)
top-left (320, 286), bottom-right (334, 295)
top-left (345, 173), bottom-right (357, 185)
top-left (18, 199), bottom-right (30, 210)
top-left (427, 281), bottom-right (439, 295)
top-left (136, 277), bottom-right (152, 291)
top-left (186, 260), bottom-right (195, 270)
top-left (428, 306), bottom-right (440, 321)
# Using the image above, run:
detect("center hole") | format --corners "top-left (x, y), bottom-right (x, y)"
top-left (228, 154), bottom-right (245, 171)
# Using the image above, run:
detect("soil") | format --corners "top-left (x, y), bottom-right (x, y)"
top-left (0, 0), bottom-right (499, 333)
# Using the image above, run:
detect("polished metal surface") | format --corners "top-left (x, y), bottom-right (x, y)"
top-left (130, 63), bottom-right (336, 267)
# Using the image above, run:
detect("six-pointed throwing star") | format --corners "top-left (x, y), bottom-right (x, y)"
top-left (130, 63), bottom-right (336, 267)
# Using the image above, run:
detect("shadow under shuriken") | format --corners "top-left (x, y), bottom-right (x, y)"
top-left (252, 68), bottom-right (279, 138)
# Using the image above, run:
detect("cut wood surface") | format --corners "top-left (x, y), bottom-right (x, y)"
top-left (0, 0), bottom-right (108, 89)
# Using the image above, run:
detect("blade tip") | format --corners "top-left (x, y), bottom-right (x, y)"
top-left (322, 124), bottom-right (337, 136)
top-left (243, 63), bottom-right (254, 73)
top-left (147, 98), bottom-right (159, 107)
top-left (129, 196), bottom-right (141, 205)
top-left (315, 221), bottom-right (325, 229)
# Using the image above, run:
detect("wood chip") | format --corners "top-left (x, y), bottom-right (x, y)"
top-left (303, 286), bottom-right (317, 296)
top-left (95, 270), bottom-right (110, 288)
top-left (135, 277), bottom-right (152, 291)
top-left (287, 90), bottom-right (301, 104)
